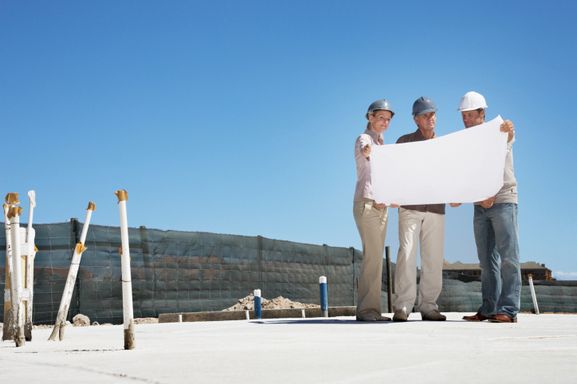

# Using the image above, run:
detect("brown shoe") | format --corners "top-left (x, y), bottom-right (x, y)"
top-left (463, 312), bottom-right (493, 322)
top-left (489, 313), bottom-right (517, 323)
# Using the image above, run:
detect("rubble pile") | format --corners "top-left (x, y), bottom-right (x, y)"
top-left (223, 294), bottom-right (319, 311)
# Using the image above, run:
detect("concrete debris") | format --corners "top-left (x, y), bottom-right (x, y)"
top-left (72, 314), bottom-right (90, 326)
top-left (134, 317), bottom-right (159, 324)
top-left (223, 294), bottom-right (319, 311)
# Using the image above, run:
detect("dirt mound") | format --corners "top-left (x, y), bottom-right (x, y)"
top-left (223, 294), bottom-right (319, 311)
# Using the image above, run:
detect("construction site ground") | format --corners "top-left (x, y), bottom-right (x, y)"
top-left (1, 312), bottom-right (576, 383)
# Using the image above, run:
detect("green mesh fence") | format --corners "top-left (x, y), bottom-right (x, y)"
top-left (438, 279), bottom-right (577, 313)
top-left (1, 221), bottom-right (361, 324)
top-left (1, 221), bottom-right (576, 326)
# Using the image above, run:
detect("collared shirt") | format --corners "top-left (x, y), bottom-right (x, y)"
top-left (395, 129), bottom-right (446, 215)
top-left (354, 128), bottom-right (384, 202)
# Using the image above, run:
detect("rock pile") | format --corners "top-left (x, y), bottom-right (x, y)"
top-left (73, 314), bottom-right (91, 326)
top-left (223, 294), bottom-right (319, 311)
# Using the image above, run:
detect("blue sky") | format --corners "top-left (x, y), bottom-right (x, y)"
top-left (1, 1), bottom-right (576, 279)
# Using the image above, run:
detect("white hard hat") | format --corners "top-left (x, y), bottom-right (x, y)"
top-left (459, 91), bottom-right (488, 111)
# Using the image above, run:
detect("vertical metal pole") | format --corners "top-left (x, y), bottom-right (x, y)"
top-left (253, 289), bottom-right (262, 320)
top-left (319, 276), bottom-right (328, 318)
top-left (385, 246), bottom-right (393, 313)
top-left (528, 274), bottom-right (540, 315)
top-left (350, 247), bottom-right (357, 306)
top-left (116, 190), bottom-right (135, 350)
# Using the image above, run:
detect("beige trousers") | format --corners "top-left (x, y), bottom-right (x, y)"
top-left (393, 208), bottom-right (444, 315)
top-left (353, 200), bottom-right (388, 319)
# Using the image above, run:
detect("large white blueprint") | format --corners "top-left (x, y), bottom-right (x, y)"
top-left (370, 116), bottom-right (508, 205)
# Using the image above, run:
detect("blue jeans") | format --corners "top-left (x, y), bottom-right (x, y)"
top-left (473, 203), bottom-right (521, 317)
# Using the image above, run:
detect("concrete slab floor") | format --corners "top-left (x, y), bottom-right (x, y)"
top-left (1, 313), bottom-right (576, 384)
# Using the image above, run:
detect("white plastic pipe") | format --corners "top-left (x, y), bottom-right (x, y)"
top-left (8, 202), bottom-right (25, 347)
top-left (2, 203), bottom-right (14, 341)
top-left (528, 274), bottom-right (540, 315)
top-left (21, 226), bottom-right (34, 341)
top-left (49, 202), bottom-right (96, 341)
top-left (26, 190), bottom-right (35, 244)
top-left (116, 189), bottom-right (135, 350)
top-left (24, 190), bottom-right (36, 341)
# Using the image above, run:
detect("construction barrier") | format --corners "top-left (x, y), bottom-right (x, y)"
top-left (0, 221), bottom-right (362, 324)
top-left (1, 221), bottom-right (576, 325)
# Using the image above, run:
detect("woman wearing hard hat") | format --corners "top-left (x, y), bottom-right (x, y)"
top-left (353, 99), bottom-right (396, 321)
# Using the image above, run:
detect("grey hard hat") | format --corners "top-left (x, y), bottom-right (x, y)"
top-left (366, 99), bottom-right (395, 119)
top-left (412, 96), bottom-right (437, 117)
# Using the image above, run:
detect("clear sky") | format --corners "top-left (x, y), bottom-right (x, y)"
top-left (1, 1), bottom-right (576, 279)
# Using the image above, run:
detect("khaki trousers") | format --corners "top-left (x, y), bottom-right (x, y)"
top-left (393, 208), bottom-right (444, 315)
top-left (353, 200), bottom-right (388, 319)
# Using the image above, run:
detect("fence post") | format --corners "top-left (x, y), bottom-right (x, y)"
top-left (385, 246), bottom-right (393, 313)
top-left (257, 236), bottom-right (263, 290)
top-left (350, 247), bottom-right (357, 306)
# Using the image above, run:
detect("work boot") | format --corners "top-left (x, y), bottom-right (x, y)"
top-left (393, 309), bottom-right (408, 322)
top-left (356, 311), bottom-right (391, 322)
top-left (421, 310), bottom-right (446, 321)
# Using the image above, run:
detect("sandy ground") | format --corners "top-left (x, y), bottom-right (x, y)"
top-left (1, 313), bottom-right (576, 383)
